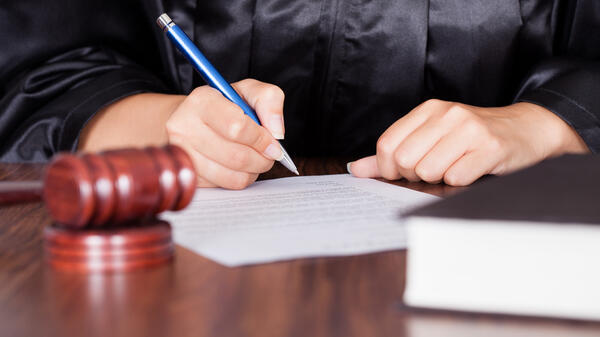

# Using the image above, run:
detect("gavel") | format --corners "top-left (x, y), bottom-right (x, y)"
top-left (0, 145), bottom-right (198, 272)
top-left (0, 145), bottom-right (197, 227)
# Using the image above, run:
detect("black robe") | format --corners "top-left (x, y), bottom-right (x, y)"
top-left (1, 0), bottom-right (599, 161)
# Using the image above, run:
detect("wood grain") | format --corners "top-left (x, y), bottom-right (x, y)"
top-left (0, 181), bottom-right (43, 204)
top-left (1, 159), bottom-right (599, 337)
top-left (42, 145), bottom-right (197, 228)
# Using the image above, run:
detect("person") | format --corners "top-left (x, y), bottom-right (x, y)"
top-left (0, 1), bottom-right (598, 189)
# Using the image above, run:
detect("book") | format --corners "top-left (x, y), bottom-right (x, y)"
top-left (403, 155), bottom-right (600, 321)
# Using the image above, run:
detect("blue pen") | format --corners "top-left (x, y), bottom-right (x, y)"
top-left (157, 13), bottom-right (298, 175)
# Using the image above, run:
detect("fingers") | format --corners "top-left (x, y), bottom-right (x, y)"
top-left (413, 123), bottom-right (476, 183)
top-left (391, 118), bottom-right (457, 182)
top-left (193, 91), bottom-right (281, 159)
top-left (177, 86), bottom-right (283, 161)
top-left (444, 150), bottom-right (500, 186)
top-left (376, 99), bottom-right (449, 181)
top-left (166, 82), bottom-right (285, 190)
top-left (172, 141), bottom-right (259, 190)
top-left (363, 99), bottom-right (512, 186)
top-left (178, 122), bottom-right (275, 174)
top-left (348, 155), bottom-right (380, 178)
top-left (196, 177), bottom-right (219, 188)
top-left (233, 79), bottom-right (286, 139)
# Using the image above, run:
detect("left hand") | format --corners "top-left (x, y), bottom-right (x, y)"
top-left (349, 99), bottom-right (589, 186)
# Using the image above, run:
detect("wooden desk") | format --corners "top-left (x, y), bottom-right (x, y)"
top-left (1, 159), bottom-right (599, 337)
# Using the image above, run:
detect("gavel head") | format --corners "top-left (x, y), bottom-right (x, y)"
top-left (43, 145), bottom-right (197, 228)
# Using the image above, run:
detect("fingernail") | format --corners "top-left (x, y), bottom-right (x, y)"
top-left (264, 142), bottom-right (284, 161)
top-left (268, 115), bottom-right (285, 140)
top-left (346, 162), bottom-right (354, 176)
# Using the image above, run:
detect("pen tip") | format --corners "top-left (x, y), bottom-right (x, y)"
top-left (278, 143), bottom-right (299, 175)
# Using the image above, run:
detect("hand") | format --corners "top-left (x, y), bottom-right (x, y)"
top-left (79, 79), bottom-right (286, 190)
top-left (166, 79), bottom-right (286, 189)
top-left (349, 99), bottom-right (589, 186)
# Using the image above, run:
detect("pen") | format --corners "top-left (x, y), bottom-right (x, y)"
top-left (156, 13), bottom-right (299, 175)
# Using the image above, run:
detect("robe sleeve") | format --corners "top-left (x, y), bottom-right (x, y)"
top-left (0, 1), bottom-right (168, 162)
top-left (515, 0), bottom-right (600, 153)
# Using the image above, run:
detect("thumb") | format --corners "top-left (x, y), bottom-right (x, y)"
top-left (232, 79), bottom-right (285, 140)
top-left (348, 155), bottom-right (381, 178)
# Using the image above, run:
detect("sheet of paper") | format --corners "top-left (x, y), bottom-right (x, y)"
top-left (162, 174), bottom-right (438, 267)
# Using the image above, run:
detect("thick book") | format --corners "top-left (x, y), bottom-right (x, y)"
top-left (403, 155), bottom-right (600, 321)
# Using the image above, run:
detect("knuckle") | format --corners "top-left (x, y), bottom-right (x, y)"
top-left (190, 86), bottom-right (205, 96)
top-left (401, 168), bottom-right (421, 182)
top-left (262, 85), bottom-right (285, 101)
top-left (227, 122), bottom-right (244, 141)
top-left (228, 173), bottom-right (254, 190)
top-left (487, 137), bottom-right (503, 153)
top-left (260, 160), bottom-right (275, 173)
top-left (463, 117), bottom-right (486, 135)
top-left (461, 120), bottom-right (479, 137)
top-left (443, 172), bottom-right (458, 186)
top-left (230, 149), bottom-right (251, 169)
top-left (165, 119), bottom-right (183, 138)
top-left (227, 116), bottom-right (249, 141)
top-left (394, 149), bottom-right (413, 170)
top-left (239, 78), bottom-right (259, 87)
top-left (444, 171), bottom-right (465, 186)
top-left (376, 136), bottom-right (395, 157)
top-left (415, 164), bottom-right (438, 183)
top-left (380, 170), bottom-right (399, 181)
top-left (445, 105), bottom-right (472, 121)
top-left (188, 86), bottom-right (211, 105)
top-left (165, 119), bottom-right (177, 135)
top-left (422, 98), bottom-right (443, 109)
top-left (254, 130), bottom-right (270, 149)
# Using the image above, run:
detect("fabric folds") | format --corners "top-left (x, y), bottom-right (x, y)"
top-left (0, 47), bottom-right (167, 161)
top-left (1, 0), bottom-right (599, 161)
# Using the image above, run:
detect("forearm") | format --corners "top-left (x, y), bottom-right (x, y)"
top-left (350, 100), bottom-right (591, 186)
top-left (78, 93), bottom-right (185, 152)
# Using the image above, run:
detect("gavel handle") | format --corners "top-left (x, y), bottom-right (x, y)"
top-left (0, 181), bottom-right (44, 205)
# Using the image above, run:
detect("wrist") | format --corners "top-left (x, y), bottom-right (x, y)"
top-left (513, 102), bottom-right (589, 159)
top-left (79, 93), bottom-right (186, 152)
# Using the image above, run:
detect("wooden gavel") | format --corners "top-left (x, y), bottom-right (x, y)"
top-left (0, 145), bottom-right (197, 228)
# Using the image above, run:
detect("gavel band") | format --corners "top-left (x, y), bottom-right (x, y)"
top-left (0, 145), bottom-right (197, 228)
top-left (43, 145), bottom-right (197, 228)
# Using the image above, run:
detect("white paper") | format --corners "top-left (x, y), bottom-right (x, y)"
top-left (162, 174), bottom-right (438, 266)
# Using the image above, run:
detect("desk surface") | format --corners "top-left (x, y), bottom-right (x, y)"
top-left (1, 159), bottom-right (599, 337)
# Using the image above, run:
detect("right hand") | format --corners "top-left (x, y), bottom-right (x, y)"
top-left (166, 79), bottom-right (286, 189)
